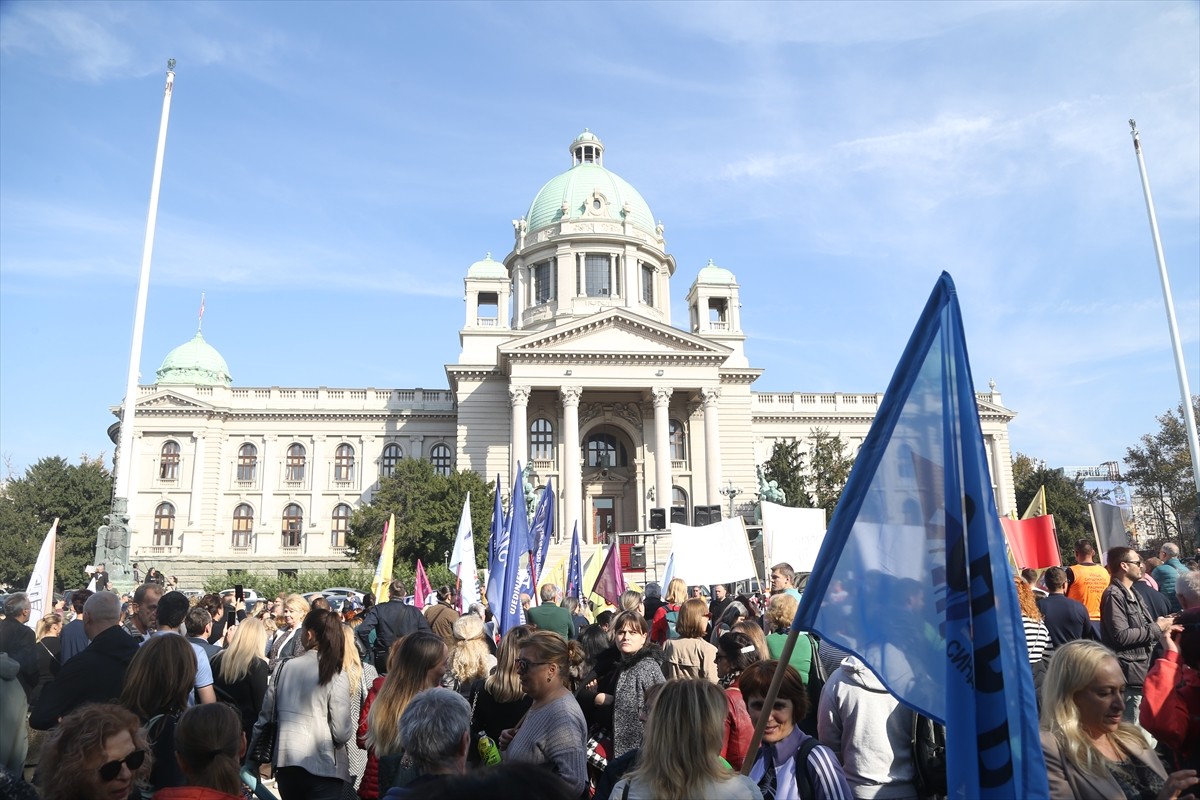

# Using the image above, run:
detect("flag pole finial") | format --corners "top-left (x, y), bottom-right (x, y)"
top-left (197, 292), bottom-right (205, 333)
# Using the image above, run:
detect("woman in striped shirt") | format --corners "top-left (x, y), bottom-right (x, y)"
top-left (1017, 577), bottom-right (1053, 663)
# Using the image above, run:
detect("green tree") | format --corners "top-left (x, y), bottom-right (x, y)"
top-left (346, 459), bottom-right (493, 580)
top-left (0, 455), bottom-right (113, 590)
top-left (1124, 396), bottom-right (1199, 554)
top-left (761, 439), bottom-right (808, 509)
top-left (805, 429), bottom-right (855, 524)
top-left (1011, 452), bottom-right (1100, 564)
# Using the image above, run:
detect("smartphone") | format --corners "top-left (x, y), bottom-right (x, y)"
top-left (235, 584), bottom-right (244, 603)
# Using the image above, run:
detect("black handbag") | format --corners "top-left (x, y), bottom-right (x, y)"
top-left (249, 661), bottom-right (285, 764)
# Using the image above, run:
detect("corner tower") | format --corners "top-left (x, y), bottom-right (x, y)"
top-left (505, 130), bottom-right (676, 331)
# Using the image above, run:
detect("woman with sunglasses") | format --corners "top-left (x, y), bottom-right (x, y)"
top-left (151, 703), bottom-right (246, 800)
top-left (464, 625), bottom-right (534, 767)
top-left (40, 703), bottom-right (151, 800)
top-left (498, 631), bottom-right (588, 796)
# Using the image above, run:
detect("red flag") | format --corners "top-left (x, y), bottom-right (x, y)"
top-left (1001, 515), bottom-right (1061, 569)
top-left (591, 544), bottom-right (626, 605)
top-left (414, 559), bottom-right (434, 608)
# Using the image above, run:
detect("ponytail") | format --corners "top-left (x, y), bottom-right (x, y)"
top-left (303, 607), bottom-right (345, 685)
top-left (174, 704), bottom-right (242, 796)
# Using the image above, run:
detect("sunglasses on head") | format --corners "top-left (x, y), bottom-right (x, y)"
top-left (99, 749), bottom-right (146, 781)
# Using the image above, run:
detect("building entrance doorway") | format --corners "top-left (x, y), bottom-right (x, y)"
top-left (592, 497), bottom-right (615, 544)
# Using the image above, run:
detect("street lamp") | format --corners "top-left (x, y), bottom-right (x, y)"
top-left (720, 481), bottom-right (740, 519)
top-left (444, 550), bottom-right (450, 569)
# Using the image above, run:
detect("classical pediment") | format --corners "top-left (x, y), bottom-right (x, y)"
top-left (500, 309), bottom-right (731, 364)
top-left (134, 390), bottom-right (213, 412)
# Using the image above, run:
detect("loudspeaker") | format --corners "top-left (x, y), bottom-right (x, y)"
top-left (670, 506), bottom-right (687, 525)
top-left (693, 506), bottom-right (712, 527)
top-left (649, 508), bottom-right (666, 530)
top-left (629, 545), bottom-right (646, 570)
top-left (707, 505), bottom-right (722, 523)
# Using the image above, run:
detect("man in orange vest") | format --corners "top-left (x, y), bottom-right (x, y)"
top-left (1066, 539), bottom-right (1109, 637)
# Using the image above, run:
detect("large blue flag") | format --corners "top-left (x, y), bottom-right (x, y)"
top-left (793, 273), bottom-right (1047, 800)
top-left (501, 464), bottom-right (534, 635)
top-left (565, 522), bottom-right (583, 603)
top-left (485, 475), bottom-right (508, 615)
top-left (531, 477), bottom-right (556, 582)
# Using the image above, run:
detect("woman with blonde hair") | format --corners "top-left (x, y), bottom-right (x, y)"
top-left (731, 620), bottom-right (770, 660)
top-left (650, 578), bottom-right (687, 644)
top-left (211, 616), bottom-right (268, 741)
top-left (1015, 577), bottom-right (1052, 664)
top-left (613, 679), bottom-right (763, 800)
top-left (663, 597), bottom-right (719, 682)
top-left (620, 589), bottom-right (645, 616)
top-left (268, 593), bottom-right (310, 674)
top-left (764, 592), bottom-right (813, 681)
top-left (498, 630), bottom-right (588, 796)
top-left (340, 623), bottom-right (376, 793)
top-left (362, 631), bottom-right (447, 792)
top-left (465, 625), bottom-right (534, 767)
top-left (443, 613), bottom-right (496, 697)
top-left (33, 612), bottom-right (63, 704)
top-left (1040, 639), bottom-right (1195, 799)
top-left (40, 703), bottom-right (151, 800)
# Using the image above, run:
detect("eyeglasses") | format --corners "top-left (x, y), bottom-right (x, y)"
top-left (99, 750), bottom-right (146, 781)
top-left (515, 658), bottom-right (549, 673)
top-left (1123, 559), bottom-right (1143, 566)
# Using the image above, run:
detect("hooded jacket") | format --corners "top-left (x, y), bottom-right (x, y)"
top-left (816, 656), bottom-right (917, 799)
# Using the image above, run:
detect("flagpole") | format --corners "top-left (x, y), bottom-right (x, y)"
top-left (1129, 120), bottom-right (1200, 500)
top-left (739, 629), bottom-right (801, 776)
top-left (99, 60), bottom-right (177, 586)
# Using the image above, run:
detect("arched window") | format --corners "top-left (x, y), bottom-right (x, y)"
top-left (585, 431), bottom-right (628, 467)
top-left (281, 503), bottom-right (303, 547)
top-left (232, 503), bottom-right (254, 547)
top-left (160, 441), bottom-right (180, 480)
top-left (237, 443), bottom-right (257, 482)
top-left (672, 486), bottom-right (688, 509)
top-left (430, 443), bottom-right (452, 477)
top-left (334, 444), bottom-right (355, 482)
top-left (285, 444), bottom-right (306, 482)
top-left (669, 420), bottom-right (687, 461)
top-left (380, 443), bottom-right (403, 478)
top-left (331, 503), bottom-right (352, 549)
top-left (154, 502), bottom-right (175, 546)
top-left (530, 419), bottom-right (554, 461)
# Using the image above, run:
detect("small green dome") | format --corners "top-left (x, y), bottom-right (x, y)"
top-left (696, 259), bottom-right (736, 285)
top-left (155, 332), bottom-right (232, 386)
top-left (467, 252), bottom-right (507, 279)
top-left (525, 132), bottom-right (656, 236)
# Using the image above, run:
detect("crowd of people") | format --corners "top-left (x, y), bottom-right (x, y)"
top-left (0, 543), bottom-right (1197, 800)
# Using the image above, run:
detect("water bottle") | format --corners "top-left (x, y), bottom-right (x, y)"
top-left (477, 731), bottom-right (501, 765)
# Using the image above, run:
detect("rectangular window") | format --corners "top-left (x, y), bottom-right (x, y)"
top-left (641, 264), bottom-right (654, 305)
top-left (584, 254), bottom-right (610, 297)
top-left (533, 262), bottom-right (554, 305)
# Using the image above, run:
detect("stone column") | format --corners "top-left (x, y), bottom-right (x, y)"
top-left (652, 387), bottom-right (673, 509)
top-left (561, 386), bottom-right (583, 539)
top-left (509, 384), bottom-right (531, 480)
top-left (188, 434), bottom-right (205, 527)
top-left (702, 387), bottom-right (722, 507)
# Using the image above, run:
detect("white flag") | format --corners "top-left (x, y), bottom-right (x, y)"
top-left (450, 493), bottom-right (479, 612)
top-left (761, 501), bottom-right (828, 573)
top-left (667, 517), bottom-right (757, 584)
top-left (25, 519), bottom-right (58, 630)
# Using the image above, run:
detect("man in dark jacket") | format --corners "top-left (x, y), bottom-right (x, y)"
top-left (1100, 546), bottom-right (1175, 726)
top-left (30, 592), bottom-right (139, 729)
top-left (1037, 567), bottom-right (1096, 647)
top-left (0, 593), bottom-right (38, 701)
top-left (356, 579), bottom-right (430, 674)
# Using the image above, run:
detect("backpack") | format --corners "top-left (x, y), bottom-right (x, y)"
top-left (664, 605), bottom-right (681, 640)
top-left (911, 711), bottom-right (948, 800)
top-left (792, 736), bottom-right (821, 799)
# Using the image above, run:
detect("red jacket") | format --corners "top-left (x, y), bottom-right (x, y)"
top-left (357, 674), bottom-right (387, 799)
top-left (722, 683), bottom-right (754, 770)
top-left (650, 604), bottom-right (680, 644)
top-left (1140, 650), bottom-right (1200, 767)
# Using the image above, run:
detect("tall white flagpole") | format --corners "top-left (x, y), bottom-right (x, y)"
top-left (101, 60), bottom-right (176, 583)
top-left (1128, 120), bottom-right (1200, 501)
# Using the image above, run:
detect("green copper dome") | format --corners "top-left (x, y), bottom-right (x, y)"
top-left (525, 131), bottom-right (657, 236)
top-left (467, 252), bottom-right (507, 279)
top-left (696, 259), bottom-right (736, 284)
top-left (155, 332), bottom-right (232, 386)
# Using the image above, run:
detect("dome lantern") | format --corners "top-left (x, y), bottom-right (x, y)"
top-left (571, 128), bottom-right (604, 166)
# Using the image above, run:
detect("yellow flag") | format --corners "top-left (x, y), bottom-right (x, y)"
top-left (371, 513), bottom-right (396, 603)
top-left (1022, 486), bottom-right (1047, 520)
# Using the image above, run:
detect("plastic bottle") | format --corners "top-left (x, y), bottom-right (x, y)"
top-left (477, 731), bottom-right (501, 765)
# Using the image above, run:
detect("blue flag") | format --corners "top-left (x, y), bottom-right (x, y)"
top-left (565, 522), bottom-right (583, 603)
top-left (793, 273), bottom-right (1048, 800)
top-left (485, 475), bottom-right (508, 615)
top-left (532, 477), bottom-right (556, 581)
top-left (501, 464), bottom-right (534, 635)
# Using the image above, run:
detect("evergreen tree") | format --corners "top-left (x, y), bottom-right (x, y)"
top-left (762, 439), bottom-right (808, 509)
top-left (1012, 452), bottom-right (1099, 564)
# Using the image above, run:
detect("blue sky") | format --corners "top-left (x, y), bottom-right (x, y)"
top-left (1, 1), bottom-right (1197, 478)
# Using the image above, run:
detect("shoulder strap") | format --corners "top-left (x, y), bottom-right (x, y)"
top-left (794, 736), bottom-right (820, 800)
top-left (621, 780), bottom-right (631, 800)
